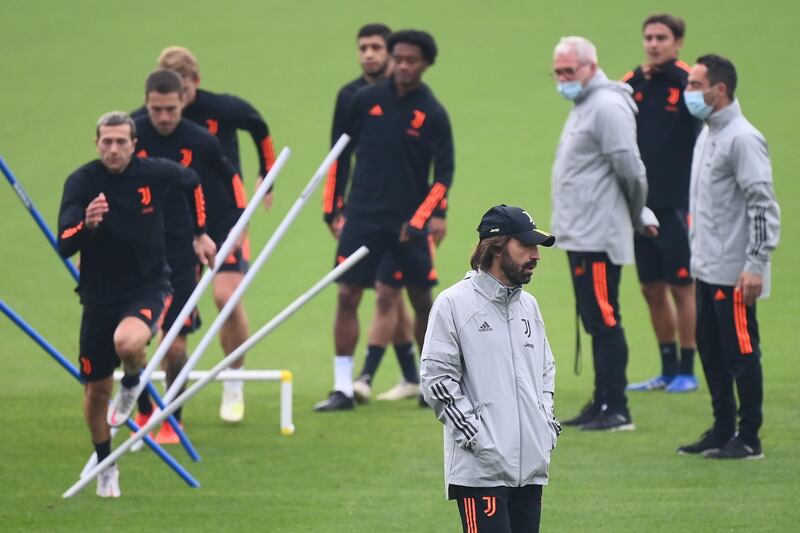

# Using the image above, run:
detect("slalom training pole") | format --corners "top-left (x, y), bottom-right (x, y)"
top-left (0, 299), bottom-right (199, 489)
top-left (161, 135), bottom-right (349, 406)
top-left (63, 246), bottom-right (369, 498)
top-left (0, 155), bottom-right (80, 282)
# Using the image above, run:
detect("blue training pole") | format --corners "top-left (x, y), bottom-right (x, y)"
top-left (1, 155), bottom-right (200, 461)
top-left (0, 298), bottom-right (200, 489)
top-left (0, 155), bottom-right (81, 282)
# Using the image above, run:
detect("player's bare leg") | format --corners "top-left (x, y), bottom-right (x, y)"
top-left (315, 283), bottom-right (363, 411)
top-left (107, 317), bottom-right (153, 427)
top-left (214, 272), bottom-right (249, 421)
top-left (665, 282), bottom-right (698, 392)
top-left (155, 335), bottom-right (189, 442)
top-left (353, 282), bottom-right (401, 402)
top-left (629, 281), bottom-right (677, 390)
top-left (85, 376), bottom-right (120, 497)
top-left (375, 290), bottom-right (421, 401)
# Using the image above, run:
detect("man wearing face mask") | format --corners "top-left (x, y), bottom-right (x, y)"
top-left (678, 54), bottom-right (780, 459)
top-left (551, 36), bottom-right (657, 431)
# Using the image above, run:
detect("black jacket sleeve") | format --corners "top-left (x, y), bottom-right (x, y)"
top-left (409, 108), bottom-right (454, 230)
top-left (228, 95), bottom-right (274, 178)
top-left (57, 171), bottom-right (92, 258)
top-left (208, 136), bottom-right (247, 218)
top-left (174, 165), bottom-right (207, 235)
top-left (323, 90), bottom-right (361, 222)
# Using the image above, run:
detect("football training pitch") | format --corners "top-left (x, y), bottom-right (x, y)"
top-left (1, 0), bottom-right (798, 531)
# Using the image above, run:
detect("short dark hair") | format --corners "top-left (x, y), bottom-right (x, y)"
top-left (388, 29), bottom-right (437, 65)
top-left (95, 111), bottom-right (136, 140)
top-left (697, 54), bottom-right (738, 98)
top-left (145, 68), bottom-right (183, 96)
top-left (470, 235), bottom-right (510, 271)
top-left (357, 23), bottom-right (391, 42)
top-left (642, 13), bottom-right (686, 40)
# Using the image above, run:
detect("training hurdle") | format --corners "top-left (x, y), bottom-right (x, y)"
top-left (115, 369), bottom-right (295, 435)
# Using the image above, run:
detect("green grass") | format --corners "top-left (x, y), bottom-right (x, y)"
top-left (1, 0), bottom-right (799, 531)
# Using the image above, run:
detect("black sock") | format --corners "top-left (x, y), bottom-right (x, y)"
top-left (679, 347), bottom-right (695, 375)
top-left (659, 342), bottom-right (678, 377)
top-left (94, 439), bottom-right (112, 463)
top-left (137, 389), bottom-right (153, 415)
top-left (359, 345), bottom-right (386, 385)
top-left (120, 373), bottom-right (140, 389)
top-left (394, 342), bottom-right (419, 384)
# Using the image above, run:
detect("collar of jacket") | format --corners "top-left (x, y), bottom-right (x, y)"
top-left (574, 68), bottom-right (636, 109)
top-left (468, 269), bottom-right (521, 304)
top-left (707, 98), bottom-right (742, 132)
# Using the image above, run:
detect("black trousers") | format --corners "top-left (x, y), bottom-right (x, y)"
top-left (696, 280), bottom-right (763, 444)
top-left (568, 251), bottom-right (629, 412)
top-left (452, 485), bottom-right (542, 533)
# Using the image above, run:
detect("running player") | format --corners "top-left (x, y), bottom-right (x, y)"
top-left (132, 69), bottom-right (246, 438)
top-left (58, 111), bottom-right (214, 496)
top-left (157, 46), bottom-right (276, 420)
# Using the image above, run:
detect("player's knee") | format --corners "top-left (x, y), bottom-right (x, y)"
top-left (114, 334), bottom-right (145, 361)
top-left (165, 342), bottom-right (188, 365)
top-left (640, 282), bottom-right (667, 305)
top-left (337, 285), bottom-right (362, 312)
top-left (86, 380), bottom-right (112, 405)
top-left (375, 289), bottom-right (400, 314)
top-left (407, 287), bottom-right (433, 313)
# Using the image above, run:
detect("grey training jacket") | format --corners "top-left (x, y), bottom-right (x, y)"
top-left (689, 99), bottom-right (780, 297)
top-left (551, 69), bottom-right (648, 265)
top-left (420, 270), bottom-right (558, 495)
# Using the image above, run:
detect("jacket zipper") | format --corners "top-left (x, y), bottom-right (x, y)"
top-left (504, 293), bottom-right (523, 486)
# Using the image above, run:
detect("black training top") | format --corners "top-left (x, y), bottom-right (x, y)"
top-left (134, 117), bottom-right (244, 264)
top-left (622, 59), bottom-right (700, 210)
top-left (132, 88), bottom-right (274, 180)
top-left (324, 75), bottom-right (368, 215)
top-left (57, 157), bottom-right (205, 306)
top-left (183, 88), bottom-right (275, 180)
top-left (324, 77), bottom-right (454, 232)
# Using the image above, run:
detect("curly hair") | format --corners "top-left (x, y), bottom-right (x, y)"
top-left (388, 29), bottom-right (437, 64)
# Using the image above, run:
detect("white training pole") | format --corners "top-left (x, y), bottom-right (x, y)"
top-left (63, 246), bottom-right (369, 498)
top-left (160, 134), bottom-right (350, 407)
top-left (82, 149), bottom-right (291, 462)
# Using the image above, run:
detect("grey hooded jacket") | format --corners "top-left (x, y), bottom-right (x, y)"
top-left (689, 99), bottom-right (780, 296)
top-left (551, 69), bottom-right (649, 265)
top-left (420, 270), bottom-right (558, 494)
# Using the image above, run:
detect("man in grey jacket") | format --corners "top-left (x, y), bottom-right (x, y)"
top-left (421, 205), bottom-right (559, 533)
top-left (677, 54), bottom-right (780, 459)
top-left (551, 36), bottom-right (657, 431)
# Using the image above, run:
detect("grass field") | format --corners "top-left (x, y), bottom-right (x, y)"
top-left (1, 0), bottom-right (799, 531)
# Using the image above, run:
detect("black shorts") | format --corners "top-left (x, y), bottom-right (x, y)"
top-left (634, 208), bottom-right (692, 285)
top-left (78, 287), bottom-right (172, 382)
top-left (335, 220), bottom-right (437, 289)
top-left (162, 263), bottom-right (202, 335)
top-left (210, 224), bottom-right (250, 274)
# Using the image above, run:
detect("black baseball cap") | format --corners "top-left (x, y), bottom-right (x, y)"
top-left (477, 204), bottom-right (555, 246)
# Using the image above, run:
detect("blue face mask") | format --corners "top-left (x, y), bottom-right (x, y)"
top-left (684, 89), bottom-right (714, 120)
top-left (557, 81), bottom-right (583, 100)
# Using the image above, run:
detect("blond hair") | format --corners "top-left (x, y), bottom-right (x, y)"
top-left (158, 46), bottom-right (199, 79)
